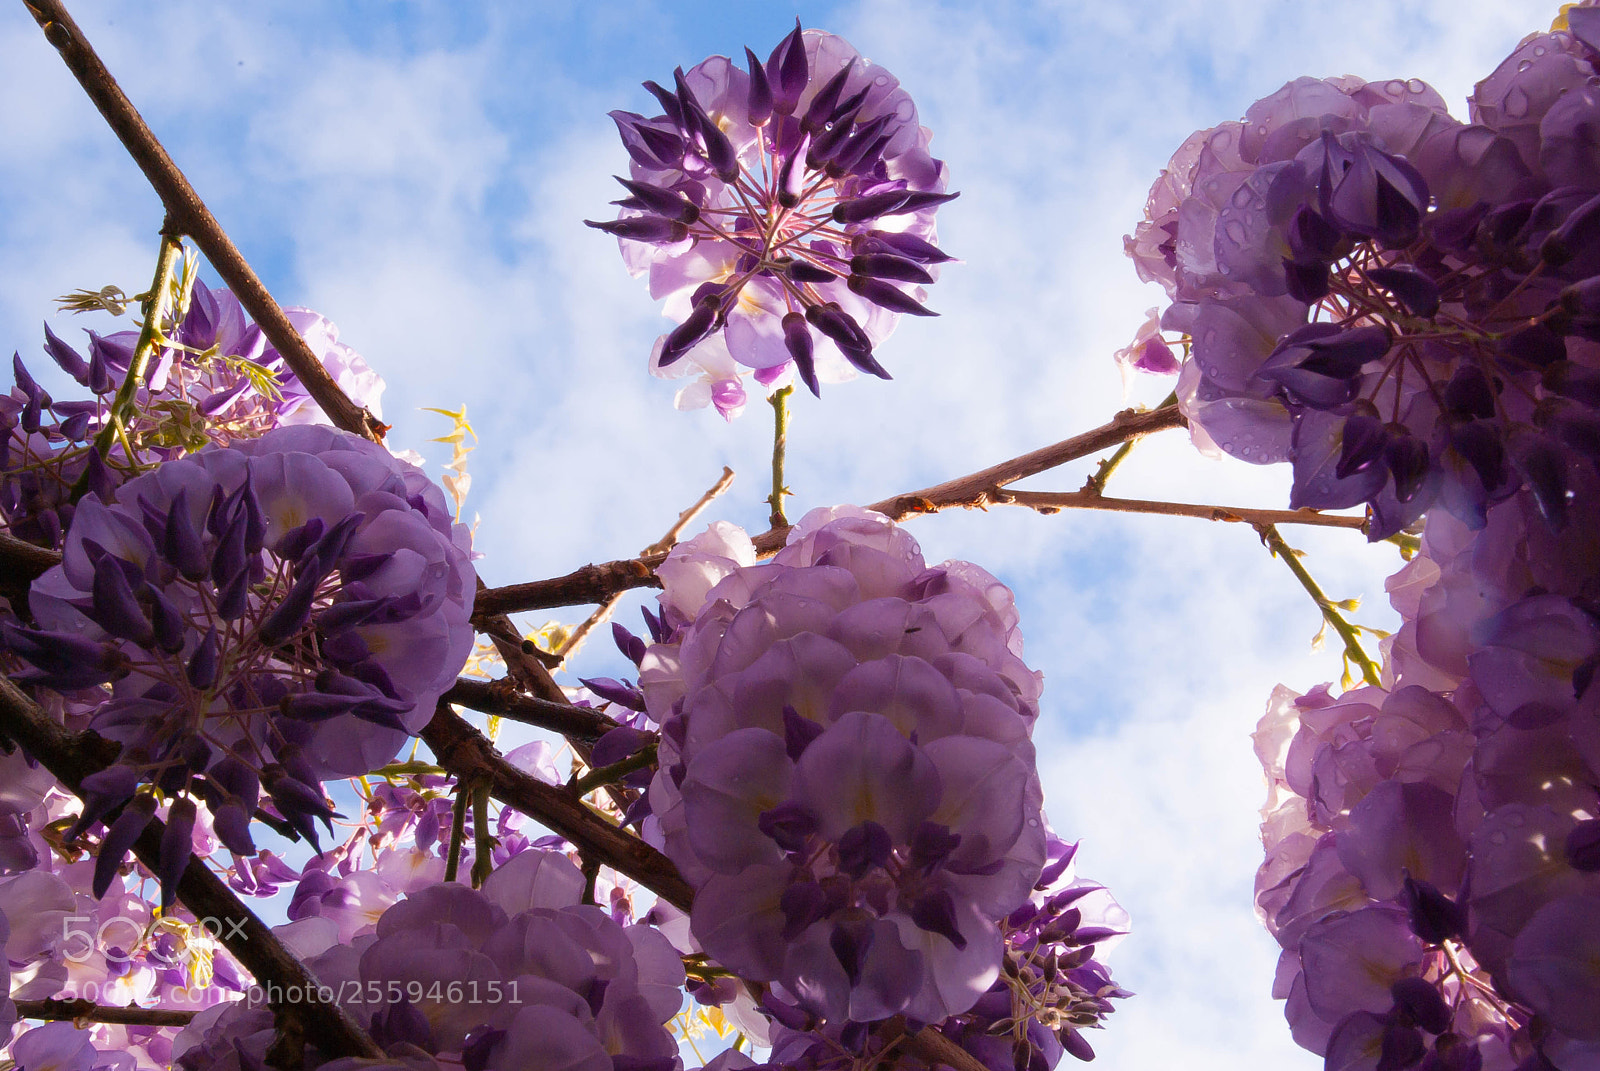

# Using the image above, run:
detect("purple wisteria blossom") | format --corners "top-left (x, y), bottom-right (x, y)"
top-left (631, 507), bottom-right (1077, 1030)
top-left (591, 24), bottom-right (954, 415)
top-left (1124, 18), bottom-right (1600, 539)
top-left (3, 425), bottom-right (474, 906)
top-left (177, 851), bottom-right (685, 1071)
top-left (2, 280), bottom-right (385, 549)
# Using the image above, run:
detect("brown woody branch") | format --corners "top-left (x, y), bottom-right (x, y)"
top-left (0, 676), bottom-right (383, 1061)
top-left (475, 404), bottom-right (1190, 613)
top-left (995, 489), bottom-right (1368, 531)
top-left (443, 677), bottom-right (616, 744)
top-left (21, 0), bottom-right (383, 442)
top-left (16, 998), bottom-right (195, 1027)
top-left (421, 703), bottom-right (694, 912)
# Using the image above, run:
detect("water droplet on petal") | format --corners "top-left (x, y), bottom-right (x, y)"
top-left (1504, 86), bottom-right (1531, 119)
top-left (1518, 59), bottom-right (1534, 71)
top-left (1224, 220), bottom-right (1248, 244)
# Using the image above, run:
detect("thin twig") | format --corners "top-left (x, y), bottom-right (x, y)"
top-left (998, 490), bottom-right (1368, 531)
top-left (15, 999), bottom-right (195, 1028)
top-left (474, 403), bottom-right (1188, 615)
top-left (569, 743), bottom-right (658, 797)
top-left (421, 703), bottom-right (694, 912)
top-left (768, 386), bottom-right (793, 528)
top-left (21, 0), bottom-right (383, 442)
top-left (1254, 523), bottom-right (1383, 688)
top-left (0, 675), bottom-right (383, 1061)
top-left (1084, 388), bottom-right (1177, 494)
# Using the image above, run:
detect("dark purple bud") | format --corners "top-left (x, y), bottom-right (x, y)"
top-left (86, 337), bottom-right (113, 394)
top-left (94, 793), bottom-right (157, 899)
top-left (1391, 977), bottom-right (1452, 1035)
top-left (1378, 1022), bottom-right (1427, 1071)
top-left (1385, 433), bottom-right (1430, 503)
top-left (214, 566), bottom-right (251, 621)
top-left (806, 303), bottom-right (890, 378)
top-left (12, 353), bottom-right (48, 407)
top-left (837, 820), bottom-right (892, 878)
top-left (90, 554), bottom-right (154, 646)
top-left (801, 64), bottom-right (853, 134)
top-left (850, 253), bottom-right (935, 284)
top-left (264, 768), bottom-right (337, 853)
top-left (1512, 433), bottom-right (1571, 527)
top-left (778, 136), bottom-right (810, 208)
top-left (658, 297), bottom-right (720, 368)
top-left (257, 569), bottom-right (321, 647)
top-left (757, 801), bottom-right (818, 852)
top-left (640, 80), bottom-right (684, 128)
top-left (197, 379), bottom-right (252, 417)
top-left (590, 725), bottom-right (653, 769)
top-left (613, 176), bottom-right (699, 225)
top-left (58, 411), bottom-right (90, 442)
top-left (608, 111), bottom-right (686, 170)
top-left (767, 20), bottom-right (808, 115)
top-left (1336, 414), bottom-right (1389, 479)
top-left (1544, 359), bottom-right (1600, 408)
top-left (273, 517), bottom-right (324, 564)
top-left (779, 881), bottom-right (830, 941)
top-left (1329, 144), bottom-right (1429, 247)
top-left (211, 509), bottom-right (249, 586)
top-left (1287, 204), bottom-right (1341, 262)
top-left (461, 1028), bottom-right (505, 1071)
top-left (1566, 818), bottom-right (1600, 872)
top-left (1059, 1028), bottom-right (1095, 1062)
top-left (832, 189), bottom-right (912, 224)
top-left (1498, 324), bottom-right (1566, 368)
top-left (187, 628), bottom-right (220, 690)
top-left (639, 604), bottom-right (666, 644)
top-left (612, 622), bottom-right (647, 666)
top-left (1368, 265), bottom-right (1441, 318)
top-left (781, 313), bottom-right (819, 396)
top-left (158, 797), bottom-right (197, 907)
top-left (67, 764), bottom-right (139, 840)
top-left (143, 587), bottom-right (185, 656)
top-left (909, 889), bottom-right (967, 950)
top-left (807, 106), bottom-right (863, 169)
top-left (784, 258), bottom-right (837, 285)
top-left (1449, 421), bottom-right (1507, 492)
top-left (584, 217), bottom-right (690, 243)
top-left (895, 190), bottom-right (961, 214)
top-left (1442, 365), bottom-right (1496, 420)
top-left (826, 113), bottom-right (895, 177)
top-left (580, 677), bottom-right (647, 712)
top-left (859, 229), bottom-right (955, 265)
top-left (781, 704), bottom-right (823, 760)
top-left (671, 69), bottom-right (739, 182)
top-left (847, 274), bottom-right (938, 317)
top-left (760, 989), bottom-right (813, 1032)
top-left (1287, 247), bottom-right (1338, 302)
top-left (1540, 192), bottom-right (1600, 267)
top-left (211, 801), bottom-right (255, 857)
top-left (337, 552), bottom-right (391, 586)
top-left (829, 918), bottom-right (874, 986)
top-left (909, 821), bottom-right (962, 871)
top-left (1402, 876), bottom-right (1466, 944)
top-left (744, 48), bottom-right (773, 126)
top-left (3, 622), bottom-right (131, 689)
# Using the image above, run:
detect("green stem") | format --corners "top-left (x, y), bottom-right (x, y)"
top-left (73, 226), bottom-right (184, 499)
top-left (443, 781), bottom-right (469, 883)
top-left (470, 781), bottom-right (493, 888)
top-left (569, 743), bottom-right (658, 797)
top-left (1256, 523), bottom-right (1383, 688)
top-left (767, 385), bottom-right (793, 528)
top-left (1085, 390), bottom-right (1177, 494)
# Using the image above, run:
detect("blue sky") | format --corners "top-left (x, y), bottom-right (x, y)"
top-left (0, 1), bottom-right (1557, 1067)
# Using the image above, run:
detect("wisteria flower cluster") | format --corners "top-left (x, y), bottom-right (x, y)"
top-left (591, 24), bottom-right (954, 417)
top-left (1124, 9), bottom-right (1600, 539)
top-left (3, 424), bottom-right (474, 905)
top-left (179, 850), bottom-right (685, 1071)
top-left (3, 279), bottom-right (384, 549)
top-left (621, 505), bottom-right (1118, 1054)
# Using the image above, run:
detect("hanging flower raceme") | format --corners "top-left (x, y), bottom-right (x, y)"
top-left (634, 507), bottom-right (1058, 1028)
top-left (590, 23), bottom-right (954, 415)
top-left (2, 280), bottom-right (385, 549)
top-left (3, 425), bottom-right (475, 906)
top-left (1124, 17), bottom-right (1600, 539)
top-left (177, 851), bottom-right (686, 1071)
